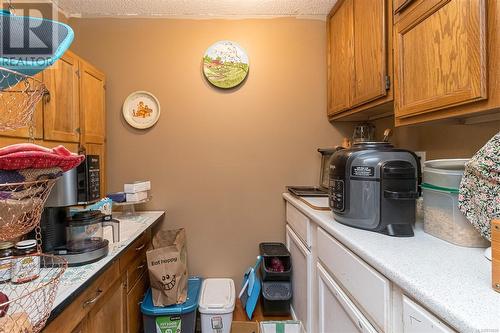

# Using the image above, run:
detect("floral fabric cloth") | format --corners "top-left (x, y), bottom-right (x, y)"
top-left (458, 132), bottom-right (500, 241)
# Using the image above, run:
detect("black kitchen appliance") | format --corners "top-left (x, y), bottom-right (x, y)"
top-left (287, 147), bottom-right (343, 197)
top-left (77, 154), bottom-right (100, 204)
top-left (39, 162), bottom-right (119, 266)
top-left (329, 142), bottom-right (420, 237)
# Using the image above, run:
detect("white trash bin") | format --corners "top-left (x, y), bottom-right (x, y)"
top-left (199, 278), bottom-right (236, 333)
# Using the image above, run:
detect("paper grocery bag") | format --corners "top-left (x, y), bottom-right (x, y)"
top-left (147, 228), bottom-right (188, 306)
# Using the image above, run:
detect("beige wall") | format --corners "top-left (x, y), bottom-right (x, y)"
top-left (374, 117), bottom-right (500, 160)
top-left (69, 18), bottom-right (350, 282)
top-left (68, 16), bottom-right (499, 284)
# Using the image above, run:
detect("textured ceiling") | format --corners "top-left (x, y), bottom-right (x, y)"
top-left (52, 0), bottom-right (338, 19)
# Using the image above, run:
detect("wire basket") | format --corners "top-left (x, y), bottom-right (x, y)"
top-left (0, 254), bottom-right (67, 332)
top-left (0, 67), bottom-right (47, 131)
top-left (0, 178), bottom-right (58, 241)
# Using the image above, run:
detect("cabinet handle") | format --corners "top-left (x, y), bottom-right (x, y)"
top-left (394, 0), bottom-right (415, 14)
top-left (82, 288), bottom-right (103, 308)
top-left (135, 244), bottom-right (145, 251)
top-left (136, 263), bottom-right (145, 270)
top-left (43, 91), bottom-right (51, 103)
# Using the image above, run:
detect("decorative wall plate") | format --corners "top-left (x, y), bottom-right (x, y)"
top-left (203, 40), bottom-right (249, 89)
top-left (122, 91), bottom-right (161, 129)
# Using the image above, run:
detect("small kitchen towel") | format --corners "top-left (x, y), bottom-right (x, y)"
top-left (0, 144), bottom-right (84, 171)
top-left (146, 228), bottom-right (188, 306)
top-left (458, 131), bottom-right (500, 241)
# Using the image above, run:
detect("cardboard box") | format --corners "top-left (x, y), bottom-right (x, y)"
top-left (124, 180), bottom-right (151, 193)
top-left (126, 190), bottom-right (148, 202)
top-left (260, 321), bottom-right (303, 333)
top-left (231, 321), bottom-right (260, 333)
top-left (492, 219), bottom-right (500, 293)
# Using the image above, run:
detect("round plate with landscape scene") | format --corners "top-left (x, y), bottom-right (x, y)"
top-left (203, 40), bottom-right (249, 89)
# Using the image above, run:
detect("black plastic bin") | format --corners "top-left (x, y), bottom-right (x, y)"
top-left (259, 243), bottom-right (292, 281)
top-left (261, 281), bottom-right (292, 316)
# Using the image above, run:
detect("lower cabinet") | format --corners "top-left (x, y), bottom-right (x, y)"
top-left (70, 320), bottom-right (88, 333)
top-left (87, 279), bottom-right (125, 333)
top-left (126, 272), bottom-right (149, 333)
top-left (317, 263), bottom-right (377, 333)
top-left (402, 296), bottom-right (453, 333)
top-left (43, 231), bottom-right (151, 333)
top-left (285, 225), bottom-right (312, 333)
top-left (284, 202), bottom-right (456, 333)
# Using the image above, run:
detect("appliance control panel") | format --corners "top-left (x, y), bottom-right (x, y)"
top-left (329, 179), bottom-right (345, 212)
top-left (77, 155), bottom-right (101, 203)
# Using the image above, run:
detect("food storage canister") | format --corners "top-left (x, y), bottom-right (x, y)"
top-left (0, 241), bottom-right (13, 283)
top-left (422, 184), bottom-right (490, 247)
top-left (423, 159), bottom-right (469, 189)
top-left (11, 239), bottom-right (40, 284)
top-left (199, 278), bottom-right (235, 333)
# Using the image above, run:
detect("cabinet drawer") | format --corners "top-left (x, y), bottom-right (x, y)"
top-left (286, 203), bottom-right (311, 247)
top-left (120, 231), bottom-right (149, 273)
top-left (126, 251), bottom-right (147, 293)
top-left (317, 263), bottom-right (377, 333)
top-left (317, 227), bottom-right (391, 332)
top-left (43, 261), bottom-right (120, 333)
top-left (402, 296), bottom-right (453, 333)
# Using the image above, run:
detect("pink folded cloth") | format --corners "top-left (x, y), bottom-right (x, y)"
top-left (0, 143), bottom-right (85, 171)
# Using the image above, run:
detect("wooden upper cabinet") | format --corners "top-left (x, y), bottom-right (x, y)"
top-left (80, 60), bottom-right (105, 144)
top-left (327, 0), bottom-right (392, 121)
top-left (394, 0), bottom-right (488, 119)
top-left (328, 0), bottom-right (352, 116)
top-left (351, 0), bottom-right (388, 107)
top-left (43, 51), bottom-right (81, 142)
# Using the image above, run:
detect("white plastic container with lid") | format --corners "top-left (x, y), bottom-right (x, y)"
top-left (199, 278), bottom-right (235, 333)
top-left (421, 184), bottom-right (490, 247)
top-left (423, 159), bottom-right (469, 189)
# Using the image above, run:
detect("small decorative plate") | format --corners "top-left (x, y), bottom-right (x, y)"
top-left (203, 40), bottom-right (249, 89)
top-left (122, 91), bottom-right (161, 129)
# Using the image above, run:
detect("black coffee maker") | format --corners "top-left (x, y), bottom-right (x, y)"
top-left (40, 160), bottom-right (119, 266)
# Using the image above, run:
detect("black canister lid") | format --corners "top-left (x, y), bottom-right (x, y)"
top-left (67, 210), bottom-right (104, 225)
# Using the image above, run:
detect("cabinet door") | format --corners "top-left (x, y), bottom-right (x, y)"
top-left (327, 0), bottom-right (352, 116)
top-left (317, 263), bottom-right (377, 333)
top-left (402, 296), bottom-right (453, 333)
top-left (126, 273), bottom-right (148, 333)
top-left (88, 280), bottom-right (124, 333)
top-left (351, 0), bottom-right (387, 107)
top-left (0, 73), bottom-right (44, 139)
top-left (394, 0), bottom-right (487, 117)
top-left (80, 60), bottom-right (105, 144)
top-left (84, 143), bottom-right (106, 198)
top-left (71, 318), bottom-right (89, 333)
top-left (43, 51), bottom-right (81, 142)
top-left (285, 225), bottom-right (312, 333)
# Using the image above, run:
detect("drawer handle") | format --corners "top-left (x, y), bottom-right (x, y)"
top-left (135, 244), bottom-right (145, 251)
top-left (136, 263), bottom-right (145, 270)
top-left (82, 289), bottom-right (103, 308)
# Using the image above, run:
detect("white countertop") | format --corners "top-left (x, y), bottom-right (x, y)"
top-left (283, 193), bottom-right (500, 333)
top-left (51, 211), bottom-right (165, 311)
